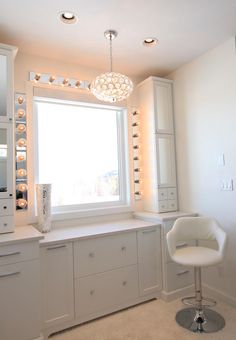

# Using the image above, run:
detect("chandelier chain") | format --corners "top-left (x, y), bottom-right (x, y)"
top-left (109, 34), bottom-right (113, 72)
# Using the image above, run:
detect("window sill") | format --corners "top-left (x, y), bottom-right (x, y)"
top-left (50, 204), bottom-right (134, 222)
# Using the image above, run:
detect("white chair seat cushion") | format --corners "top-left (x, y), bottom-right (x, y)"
top-left (172, 246), bottom-right (222, 267)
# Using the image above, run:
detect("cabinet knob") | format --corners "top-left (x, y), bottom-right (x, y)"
top-left (121, 246), bottom-right (126, 251)
top-left (3, 223), bottom-right (7, 227)
top-left (89, 252), bottom-right (95, 258)
top-left (90, 289), bottom-right (95, 295)
top-left (3, 206), bottom-right (7, 210)
top-left (122, 281), bottom-right (127, 286)
top-left (9, 194), bottom-right (13, 197)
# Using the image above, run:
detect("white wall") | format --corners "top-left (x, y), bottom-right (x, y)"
top-left (169, 37), bottom-right (236, 300)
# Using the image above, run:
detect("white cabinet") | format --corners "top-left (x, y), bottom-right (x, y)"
top-left (41, 224), bottom-right (162, 338)
top-left (137, 227), bottom-right (162, 296)
top-left (40, 242), bottom-right (74, 329)
top-left (138, 76), bottom-right (178, 213)
top-left (0, 240), bottom-right (41, 340)
top-left (154, 80), bottom-right (174, 133)
top-left (0, 43), bottom-right (17, 233)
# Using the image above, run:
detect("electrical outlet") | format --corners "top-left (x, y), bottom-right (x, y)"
top-left (220, 179), bottom-right (233, 191)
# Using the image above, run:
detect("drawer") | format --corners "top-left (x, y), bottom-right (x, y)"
top-left (158, 189), bottom-right (167, 201)
top-left (164, 239), bottom-right (196, 263)
top-left (74, 232), bottom-right (137, 278)
top-left (158, 200), bottom-right (168, 212)
top-left (167, 199), bottom-right (177, 211)
top-left (0, 215), bottom-right (14, 233)
top-left (0, 241), bottom-right (39, 266)
top-left (0, 199), bottom-right (14, 216)
top-left (167, 187), bottom-right (177, 200)
top-left (75, 265), bottom-right (139, 317)
top-left (165, 262), bottom-right (193, 292)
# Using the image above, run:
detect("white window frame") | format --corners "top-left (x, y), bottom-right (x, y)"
top-left (26, 82), bottom-right (133, 222)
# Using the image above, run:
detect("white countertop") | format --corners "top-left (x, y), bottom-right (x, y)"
top-left (134, 211), bottom-right (197, 222)
top-left (40, 218), bottom-right (160, 246)
top-left (0, 225), bottom-right (44, 246)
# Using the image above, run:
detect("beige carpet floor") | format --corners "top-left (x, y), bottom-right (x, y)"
top-left (51, 299), bottom-right (236, 340)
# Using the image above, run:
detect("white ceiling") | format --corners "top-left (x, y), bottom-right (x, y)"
top-left (0, 0), bottom-right (236, 79)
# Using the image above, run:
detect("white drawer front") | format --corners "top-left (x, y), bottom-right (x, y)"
top-left (158, 188), bottom-right (167, 201)
top-left (166, 262), bottom-right (193, 292)
top-left (0, 199), bottom-right (13, 216)
top-left (0, 215), bottom-right (14, 233)
top-left (75, 265), bottom-right (139, 317)
top-left (0, 241), bottom-right (39, 266)
top-left (167, 187), bottom-right (177, 200)
top-left (74, 232), bottom-right (137, 278)
top-left (167, 199), bottom-right (177, 211)
top-left (158, 200), bottom-right (168, 212)
top-left (164, 239), bottom-right (196, 263)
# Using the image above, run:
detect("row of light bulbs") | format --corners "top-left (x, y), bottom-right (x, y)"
top-left (30, 72), bottom-right (90, 90)
top-left (131, 109), bottom-right (143, 198)
top-left (15, 93), bottom-right (28, 210)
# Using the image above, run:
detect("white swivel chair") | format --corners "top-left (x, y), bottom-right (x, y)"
top-left (166, 217), bottom-right (227, 333)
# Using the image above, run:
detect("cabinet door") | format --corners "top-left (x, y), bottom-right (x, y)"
top-left (156, 134), bottom-right (176, 187)
top-left (137, 227), bottom-right (162, 296)
top-left (40, 242), bottom-right (74, 329)
top-left (0, 123), bottom-right (13, 199)
top-left (0, 260), bottom-right (41, 340)
top-left (0, 48), bottom-right (14, 123)
top-left (154, 81), bottom-right (174, 133)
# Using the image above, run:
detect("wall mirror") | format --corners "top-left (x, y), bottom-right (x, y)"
top-left (0, 55), bottom-right (7, 117)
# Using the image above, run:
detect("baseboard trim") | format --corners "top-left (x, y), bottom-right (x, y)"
top-left (161, 285), bottom-right (194, 302)
top-left (203, 284), bottom-right (236, 308)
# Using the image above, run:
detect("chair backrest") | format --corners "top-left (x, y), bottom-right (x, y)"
top-left (166, 217), bottom-right (227, 259)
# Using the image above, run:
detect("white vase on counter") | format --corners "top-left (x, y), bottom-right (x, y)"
top-left (36, 183), bottom-right (52, 233)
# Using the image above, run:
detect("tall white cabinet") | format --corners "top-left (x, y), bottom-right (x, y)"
top-left (138, 76), bottom-right (178, 213)
top-left (0, 43), bottom-right (18, 233)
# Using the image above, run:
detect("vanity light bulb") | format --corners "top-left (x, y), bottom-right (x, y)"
top-left (17, 199), bottom-right (27, 208)
top-left (75, 80), bottom-right (81, 88)
top-left (17, 124), bottom-right (26, 134)
top-left (49, 76), bottom-right (55, 84)
top-left (17, 154), bottom-right (25, 162)
top-left (34, 73), bottom-right (41, 82)
top-left (17, 183), bottom-right (28, 192)
top-left (17, 109), bottom-right (25, 118)
top-left (17, 169), bottom-right (27, 177)
top-left (62, 78), bottom-right (69, 86)
top-left (17, 138), bottom-right (27, 147)
top-left (17, 96), bottom-right (24, 105)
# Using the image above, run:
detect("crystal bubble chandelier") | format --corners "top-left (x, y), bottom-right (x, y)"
top-left (90, 30), bottom-right (133, 103)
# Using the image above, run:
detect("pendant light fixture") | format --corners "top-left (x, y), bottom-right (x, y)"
top-left (90, 30), bottom-right (133, 103)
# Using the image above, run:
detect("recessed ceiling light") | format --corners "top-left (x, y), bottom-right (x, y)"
top-left (143, 38), bottom-right (158, 47)
top-left (59, 11), bottom-right (77, 24)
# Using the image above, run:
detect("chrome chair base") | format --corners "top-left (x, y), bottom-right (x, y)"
top-left (176, 307), bottom-right (225, 333)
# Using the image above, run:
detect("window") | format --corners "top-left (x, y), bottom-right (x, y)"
top-left (34, 97), bottom-right (130, 216)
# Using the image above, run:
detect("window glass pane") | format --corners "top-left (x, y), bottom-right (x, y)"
top-left (36, 100), bottom-right (122, 207)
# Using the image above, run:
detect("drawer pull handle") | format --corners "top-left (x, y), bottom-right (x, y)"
top-left (142, 229), bottom-right (156, 234)
top-left (89, 252), bottom-right (95, 258)
top-left (0, 271), bottom-right (20, 278)
top-left (177, 270), bottom-right (189, 276)
top-left (121, 246), bottom-right (126, 251)
top-left (176, 242), bottom-right (188, 249)
top-left (0, 251), bottom-right (21, 258)
top-left (90, 289), bottom-right (95, 295)
top-left (47, 245), bottom-right (66, 250)
top-left (3, 206), bottom-right (7, 209)
top-left (122, 281), bottom-right (127, 286)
